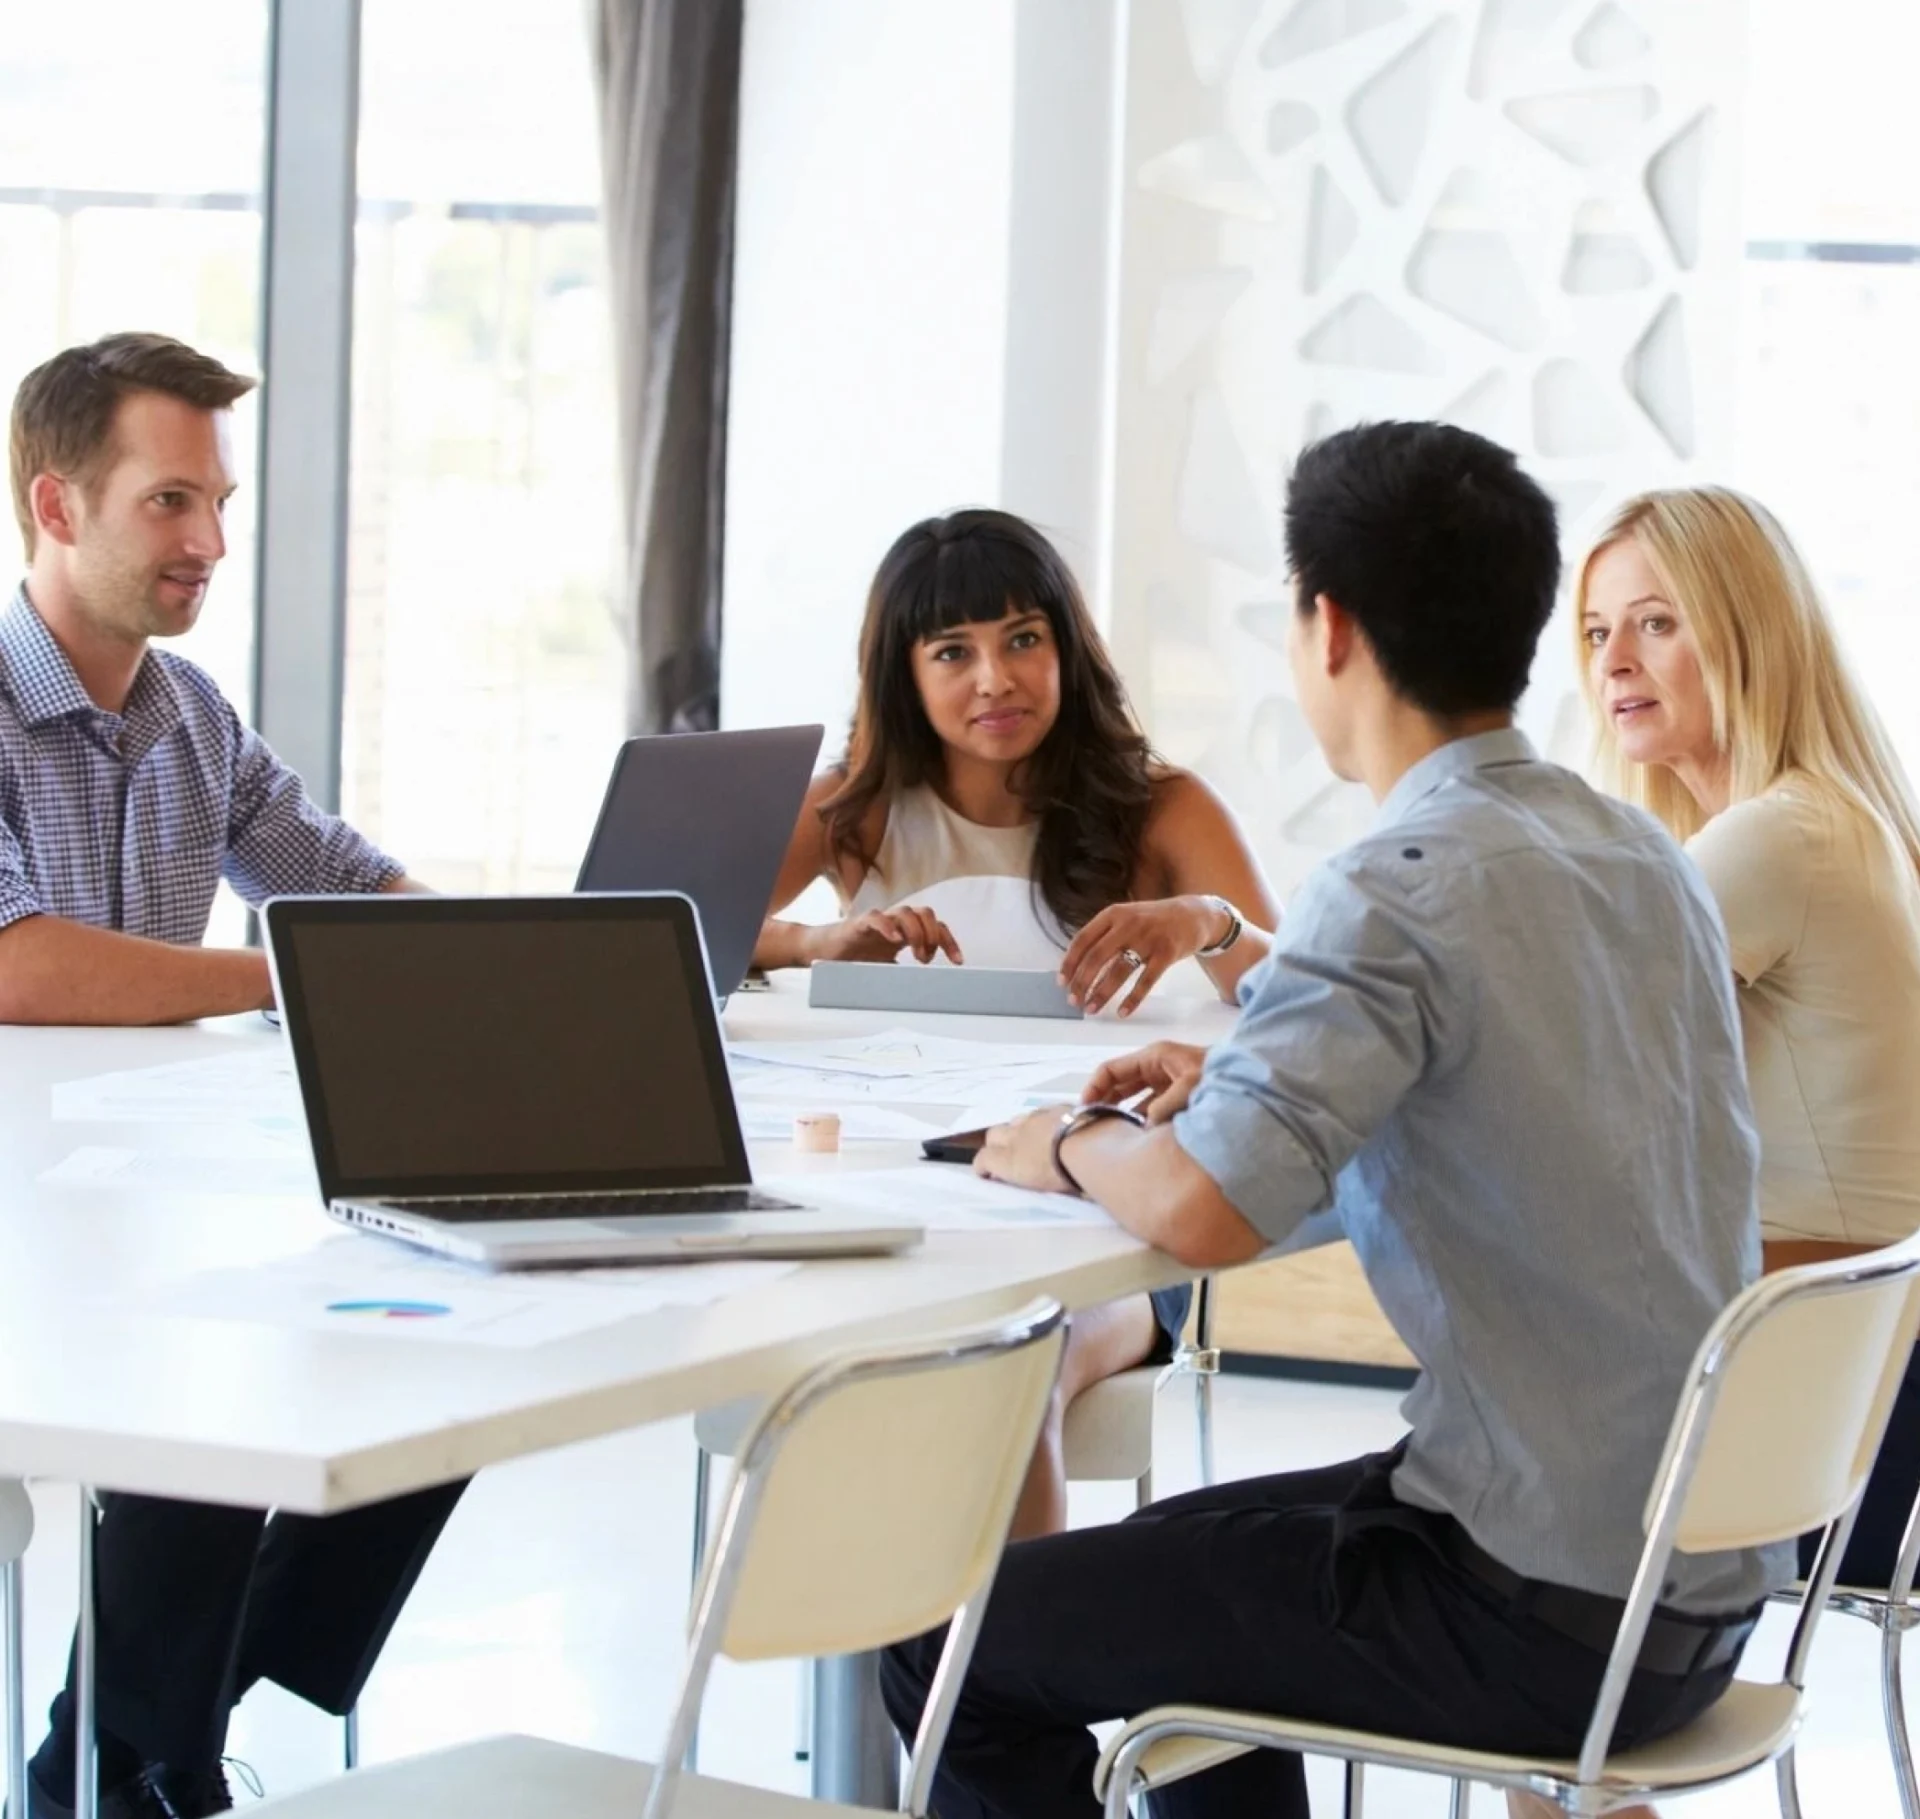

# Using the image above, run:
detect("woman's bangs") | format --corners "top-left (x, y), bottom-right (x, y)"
top-left (896, 539), bottom-right (1056, 644)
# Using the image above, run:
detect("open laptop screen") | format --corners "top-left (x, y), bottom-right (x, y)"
top-left (265, 895), bottom-right (751, 1201)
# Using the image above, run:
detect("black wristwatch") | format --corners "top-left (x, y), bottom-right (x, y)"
top-left (1051, 1101), bottom-right (1148, 1196)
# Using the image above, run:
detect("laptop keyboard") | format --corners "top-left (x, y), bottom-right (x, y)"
top-left (387, 1188), bottom-right (803, 1224)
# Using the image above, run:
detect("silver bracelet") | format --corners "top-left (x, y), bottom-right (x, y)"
top-left (1195, 895), bottom-right (1243, 957)
top-left (1051, 1102), bottom-right (1148, 1196)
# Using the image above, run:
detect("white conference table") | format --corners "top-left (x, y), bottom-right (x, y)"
top-left (0, 970), bottom-right (1240, 1813)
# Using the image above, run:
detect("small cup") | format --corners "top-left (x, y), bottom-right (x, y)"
top-left (792, 1112), bottom-right (842, 1155)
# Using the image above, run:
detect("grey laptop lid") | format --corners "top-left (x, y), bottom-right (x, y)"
top-left (264, 893), bottom-right (754, 1205)
top-left (574, 725), bottom-right (824, 998)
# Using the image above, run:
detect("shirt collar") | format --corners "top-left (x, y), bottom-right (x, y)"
top-left (1, 586), bottom-right (96, 726)
top-left (1, 585), bottom-right (186, 746)
top-left (1375, 726), bottom-right (1539, 828)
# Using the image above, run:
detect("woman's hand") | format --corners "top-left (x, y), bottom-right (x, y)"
top-left (805, 905), bottom-right (963, 967)
top-left (1058, 897), bottom-right (1227, 1015)
top-left (1082, 1041), bottom-right (1209, 1123)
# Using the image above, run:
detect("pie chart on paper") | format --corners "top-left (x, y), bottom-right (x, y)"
top-left (326, 1299), bottom-right (453, 1320)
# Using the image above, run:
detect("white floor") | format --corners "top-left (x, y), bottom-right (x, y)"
top-left (13, 1373), bottom-right (1910, 1815)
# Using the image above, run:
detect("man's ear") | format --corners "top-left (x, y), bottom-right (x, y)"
top-left (1314, 592), bottom-right (1358, 675)
top-left (28, 473), bottom-right (80, 550)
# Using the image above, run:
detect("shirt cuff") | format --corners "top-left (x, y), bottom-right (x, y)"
top-left (1172, 1086), bottom-right (1332, 1248)
top-left (0, 887), bottom-right (47, 933)
top-left (355, 852), bottom-right (406, 892)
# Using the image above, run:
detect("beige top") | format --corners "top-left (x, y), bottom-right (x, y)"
top-left (841, 786), bottom-right (1066, 970)
top-left (1687, 777), bottom-right (1920, 1245)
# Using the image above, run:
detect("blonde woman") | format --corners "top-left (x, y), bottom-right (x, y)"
top-left (1512, 488), bottom-right (1920, 1819)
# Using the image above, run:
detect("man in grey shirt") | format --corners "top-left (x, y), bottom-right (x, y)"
top-left (880, 422), bottom-right (1787, 1819)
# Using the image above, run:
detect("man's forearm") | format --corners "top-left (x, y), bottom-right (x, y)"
top-left (0, 914), bottom-right (271, 1025)
top-left (1058, 1120), bottom-right (1267, 1269)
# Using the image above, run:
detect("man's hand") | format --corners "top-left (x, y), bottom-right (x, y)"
top-left (973, 1105), bottom-right (1076, 1194)
top-left (1082, 1041), bottom-right (1209, 1123)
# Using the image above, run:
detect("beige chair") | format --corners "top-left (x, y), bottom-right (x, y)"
top-left (2, 1479), bottom-right (31, 1819)
top-left (243, 1295), bottom-right (1067, 1819)
top-left (1769, 1472), bottom-right (1920, 1819)
top-left (688, 1280), bottom-right (1215, 1766)
top-left (691, 1277), bottom-right (1217, 1571)
top-left (1092, 1231), bottom-right (1920, 1819)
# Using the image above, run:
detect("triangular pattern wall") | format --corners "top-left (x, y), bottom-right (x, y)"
top-left (1112, 0), bottom-right (1743, 891)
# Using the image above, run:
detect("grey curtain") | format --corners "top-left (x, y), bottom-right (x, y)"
top-left (591, 0), bottom-right (743, 734)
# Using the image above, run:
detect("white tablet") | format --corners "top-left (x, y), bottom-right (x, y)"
top-left (807, 962), bottom-right (1082, 1019)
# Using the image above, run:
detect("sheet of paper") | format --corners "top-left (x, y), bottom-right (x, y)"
top-left (728, 1054), bottom-right (1111, 1115)
top-left (53, 1048), bottom-right (304, 1135)
top-left (734, 1104), bottom-right (946, 1143)
top-left (761, 1165), bottom-right (1116, 1233)
top-left (40, 1143), bottom-right (317, 1199)
top-left (123, 1244), bottom-right (797, 1348)
top-left (728, 1029), bottom-right (1121, 1080)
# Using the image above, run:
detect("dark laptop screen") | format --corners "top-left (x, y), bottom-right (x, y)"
top-left (266, 896), bottom-right (751, 1201)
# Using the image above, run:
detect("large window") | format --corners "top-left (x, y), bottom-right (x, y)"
top-left (1735, 0), bottom-right (1920, 782)
top-left (343, 2), bottom-right (627, 894)
top-left (0, 1), bottom-right (267, 713)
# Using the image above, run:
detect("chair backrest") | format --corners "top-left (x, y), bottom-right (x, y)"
top-left (1574, 1231), bottom-right (1920, 1787)
top-left (643, 1297), bottom-right (1066, 1819)
top-left (710, 1296), bottom-right (1065, 1660)
top-left (1656, 1234), bottom-right (1920, 1551)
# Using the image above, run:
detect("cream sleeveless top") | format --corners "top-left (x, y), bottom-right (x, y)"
top-left (1686, 777), bottom-right (1920, 1246)
top-left (840, 786), bottom-right (1067, 970)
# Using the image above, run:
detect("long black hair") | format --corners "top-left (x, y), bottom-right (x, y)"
top-left (820, 509), bottom-right (1158, 935)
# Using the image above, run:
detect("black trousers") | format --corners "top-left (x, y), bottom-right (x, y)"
top-left (1800, 1339), bottom-right (1920, 1586)
top-left (50, 1480), bottom-right (465, 1772)
top-left (881, 1451), bottom-right (1743, 1819)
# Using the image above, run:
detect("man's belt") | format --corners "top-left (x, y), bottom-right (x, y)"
top-left (1437, 1523), bottom-right (1759, 1677)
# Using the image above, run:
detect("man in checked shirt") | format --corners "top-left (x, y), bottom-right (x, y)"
top-left (6, 334), bottom-right (460, 1817)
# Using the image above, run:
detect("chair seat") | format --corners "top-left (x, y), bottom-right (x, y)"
top-left (1095, 1681), bottom-right (1801, 1802)
top-left (249, 1733), bottom-right (882, 1818)
top-left (695, 1367), bottom-right (1160, 1483)
top-left (1059, 1368), bottom-right (1157, 1481)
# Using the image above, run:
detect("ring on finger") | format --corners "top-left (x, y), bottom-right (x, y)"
top-left (1118, 947), bottom-right (1145, 971)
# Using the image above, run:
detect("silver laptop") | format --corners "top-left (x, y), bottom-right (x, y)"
top-left (262, 892), bottom-right (922, 1268)
top-left (575, 725), bottom-right (824, 1000)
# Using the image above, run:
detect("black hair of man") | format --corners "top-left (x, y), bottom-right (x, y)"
top-left (1285, 421), bottom-right (1561, 717)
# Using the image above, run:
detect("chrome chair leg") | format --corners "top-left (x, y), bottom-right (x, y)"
top-left (1884, 1616), bottom-right (1920, 1819)
top-left (1448, 1778), bottom-right (1470, 1818)
top-left (690, 1446), bottom-right (713, 1593)
top-left (1343, 1757), bottom-right (1365, 1818)
top-left (4, 1557), bottom-right (24, 1819)
top-left (1192, 1277), bottom-right (1218, 1488)
top-left (794, 1659), bottom-right (812, 1762)
top-left (1134, 1469), bottom-right (1153, 1512)
top-left (342, 1707), bottom-right (359, 1773)
top-left (686, 1446), bottom-right (717, 1773)
top-left (74, 1492), bottom-right (98, 1819)
top-left (1194, 1367), bottom-right (1216, 1488)
top-left (1776, 1743), bottom-right (1804, 1819)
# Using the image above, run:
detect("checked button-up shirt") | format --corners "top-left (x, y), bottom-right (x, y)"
top-left (0, 585), bottom-right (401, 942)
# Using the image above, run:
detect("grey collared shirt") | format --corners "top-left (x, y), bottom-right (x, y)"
top-left (1176, 729), bottom-right (1788, 1612)
top-left (0, 586), bottom-right (400, 941)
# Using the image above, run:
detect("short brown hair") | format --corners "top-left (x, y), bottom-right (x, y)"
top-left (9, 332), bottom-right (257, 557)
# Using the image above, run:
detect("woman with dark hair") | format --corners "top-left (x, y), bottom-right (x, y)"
top-left (754, 508), bottom-right (1278, 1535)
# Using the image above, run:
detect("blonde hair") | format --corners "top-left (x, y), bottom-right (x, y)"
top-left (1575, 486), bottom-right (1920, 879)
